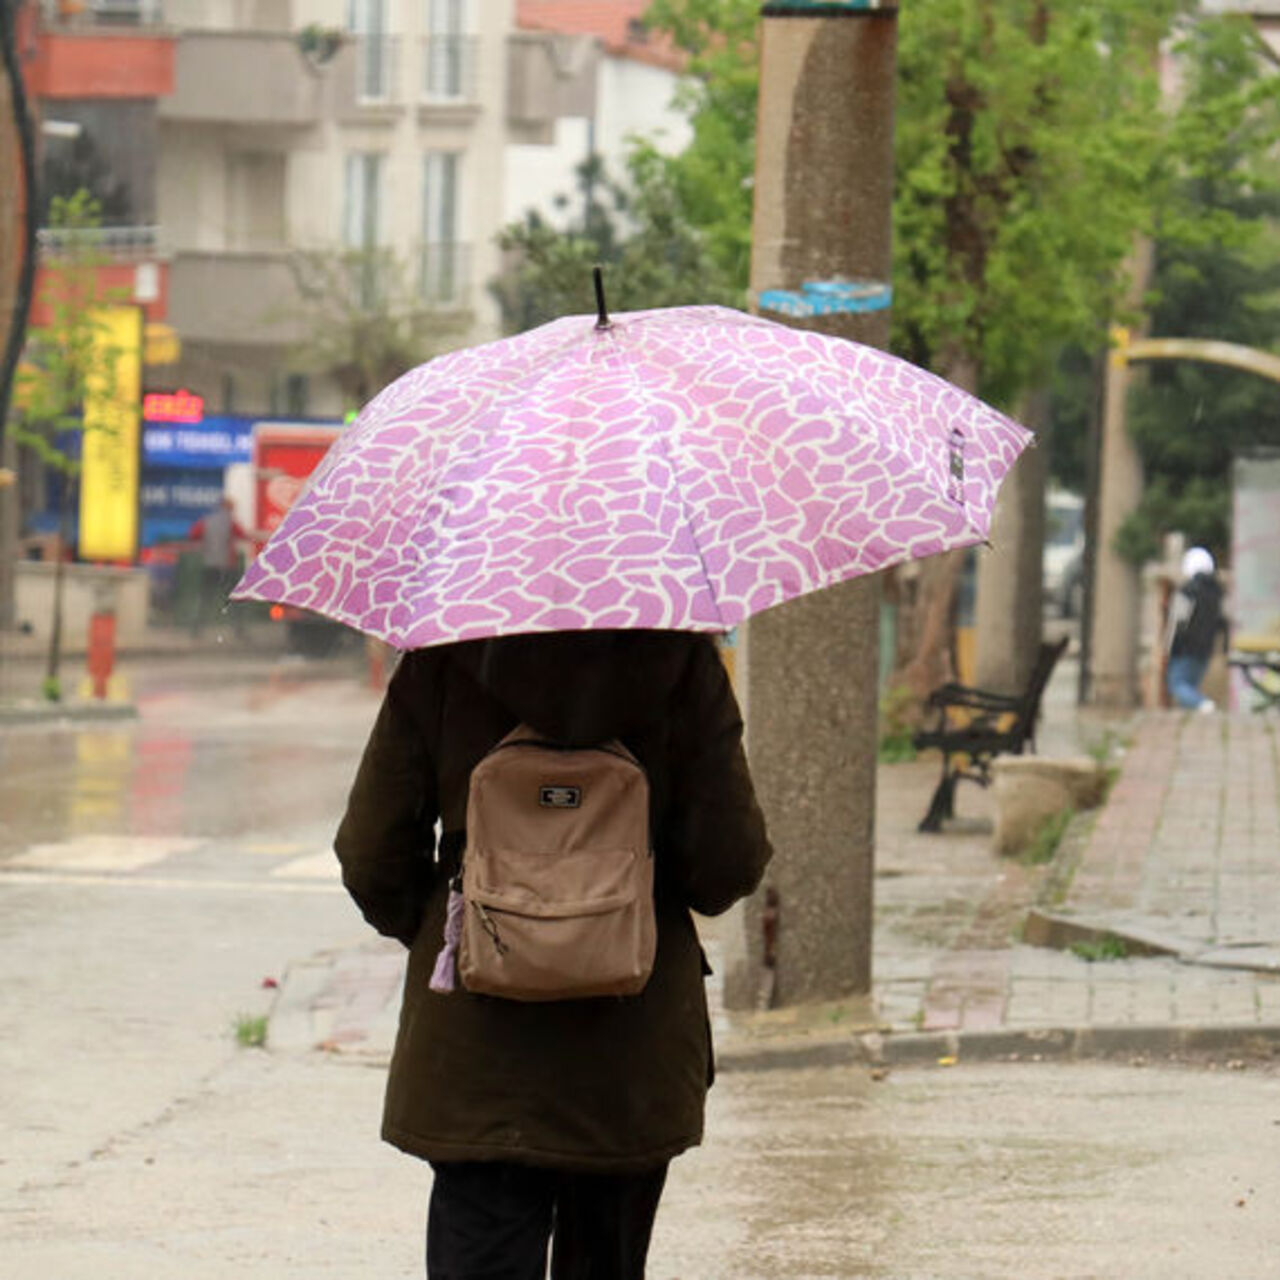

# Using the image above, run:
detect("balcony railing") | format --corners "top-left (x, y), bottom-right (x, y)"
top-left (37, 224), bottom-right (163, 261)
top-left (420, 241), bottom-right (471, 308)
top-left (422, 34), bottom-right (478, 104)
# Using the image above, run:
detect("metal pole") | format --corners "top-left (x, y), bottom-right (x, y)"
top-left (0, 0), bottom-right (38, 451)
top-left (724, 1), bottom-right (898, 1009)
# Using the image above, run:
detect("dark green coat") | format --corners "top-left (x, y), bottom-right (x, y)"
top-left (334, 631), bottom-right (772, 1173)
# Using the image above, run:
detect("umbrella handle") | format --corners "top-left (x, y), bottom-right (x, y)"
top-left (593, 265), bottom-right (611, 330)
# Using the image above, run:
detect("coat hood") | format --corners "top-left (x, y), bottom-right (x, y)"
top-left (447, 629), bottom-right (705, 746)
top-left (1181, 546), bottom-right (1215, 580)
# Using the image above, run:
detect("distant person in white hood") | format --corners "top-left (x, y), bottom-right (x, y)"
top-left (1166, 547), bottom-right (1228, 712)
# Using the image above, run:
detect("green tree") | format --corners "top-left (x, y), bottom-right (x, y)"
top-left (891, 1), bottom-right (1184, 404)
top-left (1117, 16), bottom-right (1280, 566)
top-left (639, 0), bottom-right (759, 288)
top-left (13, 189), bottom-right (123, 700)
top-left (886, 2), bottom-right (1189, 700)
top-left (491, 150), bottom-right (744, 334)
top-left (287, 246), bottom-right (471, 411)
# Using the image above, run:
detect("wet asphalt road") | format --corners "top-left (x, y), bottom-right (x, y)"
top-left (3, 655), bottom-right (1279, 1277)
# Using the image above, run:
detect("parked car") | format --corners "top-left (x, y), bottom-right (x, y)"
top-left (1044, 491), bottom-right (1084, 617)
top-left (1057, 548), bottom-right (1085, 619)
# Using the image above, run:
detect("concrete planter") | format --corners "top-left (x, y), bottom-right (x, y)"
top-left (14, 561), bottom-right (151, 649)
top-left (990, 756), bottom-right (1107, 857)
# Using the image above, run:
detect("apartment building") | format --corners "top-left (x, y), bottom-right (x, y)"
top-left (20, 0), bottom-right (176, 335)
top-left (157, 0), bottom-right (516, 418)
top-left (14, 0), bottom-right (607, 552)
top-left (508, 0), bottom-right (688, 229)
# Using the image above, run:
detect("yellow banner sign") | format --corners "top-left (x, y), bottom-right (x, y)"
top-left (79, 306), bottom-right (143, 562)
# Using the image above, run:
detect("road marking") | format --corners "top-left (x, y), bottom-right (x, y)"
top-left (270, 851), bottom-right (339, 880)
top-left (0, 869), bottom-right (344, 894)
top-left (9, 835), bottom-right (203, 872)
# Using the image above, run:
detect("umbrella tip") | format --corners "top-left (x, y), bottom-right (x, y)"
top-left (593, 265), bottom-right (611, 330)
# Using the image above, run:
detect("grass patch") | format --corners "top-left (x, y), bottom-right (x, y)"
top-left (878, 684), bottom-right (918, 763)
top-left (1069, 936), bottom-right (1130, 963)
top-left (1084, 732), bottom-right (1125, 801)
top-left (1018, 807), bottom-right (1075, 866)
top-left (1085, 728), bottom-right (1120, 766)
top-left (234, 1013), bottom-right (269, 1049)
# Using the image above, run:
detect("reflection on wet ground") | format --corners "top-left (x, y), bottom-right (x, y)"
top-left (0, 654), bottom-right (378, 866)
top-left (653, 1061), bottom-right (1280, 1279)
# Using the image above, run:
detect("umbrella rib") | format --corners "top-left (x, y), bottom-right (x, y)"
top-left (615, 355), bottom-right (730, 633)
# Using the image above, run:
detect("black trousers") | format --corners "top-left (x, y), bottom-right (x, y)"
top-left (426, 1160), bottom-right (669, 1280)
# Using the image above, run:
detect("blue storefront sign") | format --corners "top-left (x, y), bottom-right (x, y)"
top-left (141, 469), bottom-right (230, 546)
top-left (142, 415), bottom-right (253, 470)
top-left (140, 414), bottom-right (255, 547)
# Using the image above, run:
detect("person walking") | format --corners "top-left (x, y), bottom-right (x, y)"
top-left (1166, 546), bottom-right (1228, 712)
top-left (335, 629), bottom-right (772, 1279)
top-left (187, 495), bottom-right (249, 637)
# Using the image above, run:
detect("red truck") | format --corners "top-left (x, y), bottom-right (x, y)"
top-left (250, 421), bottom-right (347, 654)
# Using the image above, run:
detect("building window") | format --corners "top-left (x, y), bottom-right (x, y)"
top-left (349, 0), bottom-right (396, 103)
top-left (344, 152), bottom-right (385, 251)
top-left (422, 150), bottom-right (464, 304)
top-left (423, 0), bottom-right (473, 102)
top-left (285, 374), bottom-right (309, 419)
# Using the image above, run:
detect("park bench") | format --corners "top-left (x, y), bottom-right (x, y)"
top-left (1228, 632), bottom-right (1280, 711)
top-left (911, 635), bottom-right (1070, 833)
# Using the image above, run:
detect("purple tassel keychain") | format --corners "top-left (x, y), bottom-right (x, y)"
top-left (429, 881), bottom-right (465, 992)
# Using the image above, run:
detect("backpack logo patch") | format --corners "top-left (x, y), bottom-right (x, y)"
top-left (539, 784), bottom-right (582, 809)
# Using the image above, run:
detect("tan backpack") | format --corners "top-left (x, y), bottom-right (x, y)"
top-left (447, 725), bottom-right (656, 1002)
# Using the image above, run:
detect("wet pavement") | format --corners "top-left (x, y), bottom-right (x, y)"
top-left (3, 644), bottom-right (1280, 1275)
top-left (5, 1047), bottom-right (1278, 1278)
top-left (0, 651), bottom-right (375, 1199)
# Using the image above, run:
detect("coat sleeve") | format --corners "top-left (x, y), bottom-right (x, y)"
top-left (659, 640), bottom-right (772, 917)
top-left (334, 656), bottom-right (440, 946)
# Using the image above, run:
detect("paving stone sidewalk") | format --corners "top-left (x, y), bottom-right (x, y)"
top-left (872, 709), bottom-right (1280, 1053)
top-left (270, 686), bottom-right (1280, 1068)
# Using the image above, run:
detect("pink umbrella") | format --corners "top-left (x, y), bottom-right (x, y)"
top-left (233, 303), bottom-right (1031, 649)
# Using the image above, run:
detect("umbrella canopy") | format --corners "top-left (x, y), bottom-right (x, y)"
top-left (233, 305), bottom-right (1031, 649)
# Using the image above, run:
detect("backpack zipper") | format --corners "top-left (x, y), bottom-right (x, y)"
top-left (472, 900), bottom-right (509, 956)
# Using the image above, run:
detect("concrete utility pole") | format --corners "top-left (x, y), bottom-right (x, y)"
top-left (723, 1), bottom-right (898, 1010)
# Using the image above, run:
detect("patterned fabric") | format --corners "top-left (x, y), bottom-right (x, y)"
top-left (233, 305), bottom-right (1030, 649)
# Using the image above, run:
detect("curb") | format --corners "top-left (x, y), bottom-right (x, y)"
top-left (0, 701), bottom-right (139, 726)
top-left (715, 1022), bottom-right (1280, 1072)
top-left (1024, 910), bottom-right (1280, 975)
top-left (1022, 907), bottom-right (1184, 959)
top-left (265, 1017), bottom-right (1280, 1074)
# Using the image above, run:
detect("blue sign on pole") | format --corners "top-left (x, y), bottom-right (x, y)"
top-left (757, 279), bottom-right (893, 318)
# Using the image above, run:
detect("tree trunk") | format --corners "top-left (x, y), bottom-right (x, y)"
top-left (885, 355), bottom-right (979, 714)
top-left (973, 389), bottom-right (1048, 695)
top-left (44, 470), bottom-right (72, 699)
top-left (0, 432), bottom-right (17, 630)
top-left (1089, 240), bottom-right (1153, 708)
